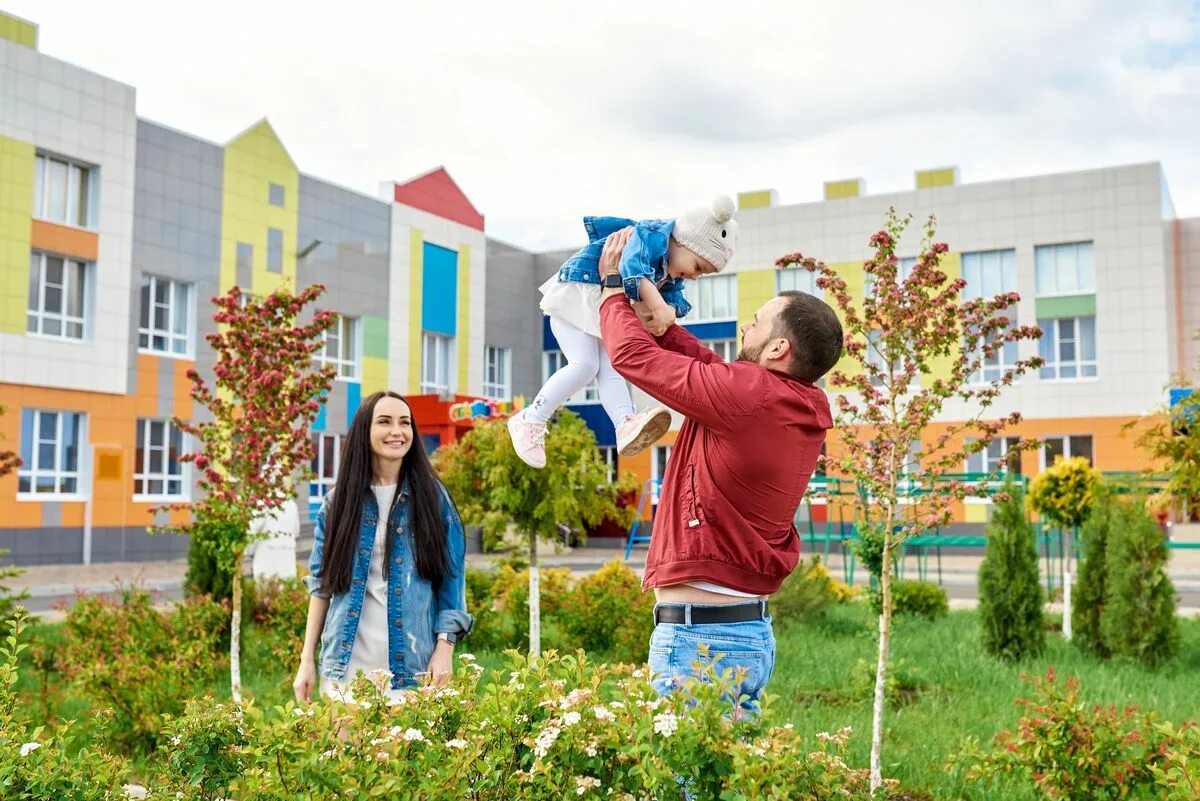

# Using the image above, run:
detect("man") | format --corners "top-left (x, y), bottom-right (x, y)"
top-left (598, 228), bottom-right (842, 712)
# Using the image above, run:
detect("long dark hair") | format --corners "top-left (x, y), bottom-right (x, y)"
top-left (318, 391), bottom-right (452, 596)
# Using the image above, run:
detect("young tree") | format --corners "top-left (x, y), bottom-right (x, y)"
top-left (1101, 496), bottom-right (1179, 665)
top-left (159, 286), bottom-right (336, 701)
top-left (1072, 482), bottom-right (1118, 658)
top-left (434, 409), bottom-right (637, 655)
top-left (977, 479), bottom-right (1044, 661)
top-left (776, 209), bottom-right (1043, 791)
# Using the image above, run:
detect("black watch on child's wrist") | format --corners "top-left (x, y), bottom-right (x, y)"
top-left (601, 273), bottom-right (623, 289)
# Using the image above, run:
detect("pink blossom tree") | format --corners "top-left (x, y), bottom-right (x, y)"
top-left (777, 210), bottom-right (1043, 791)
top-left (159, 285), bottom-right (336, 701)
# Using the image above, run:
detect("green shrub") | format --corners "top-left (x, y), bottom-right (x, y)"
top-left (57, 585), bottom-right (229, 755)
top-left (1152, 722), bottom-right (1200, 800)
top-left (773, 557), bottom-right (850, 625)
top-left (243, 575), bottom-right (309, 666)
top-left (951, 668), bottom-right (1172, 800)
top-left (1101, 498), bottom-right (1179, 666)
top-left (0, 612), bottom-right (130, 800)
top-left (1073, 484), bottom-right (1119, 658)
top-left (558, 560), bottom-right (654, 663)
top-left (848, 657), bottom-right (926, 709)
top-left (150, 650), bottom-right (880, 801)
top-left (977, 483), bottom-right (1044, 661)
top-left (185, 517), bottom-right (242, 603)
top-left (0, 547), bottom-right (26, 623)
top-left (887, 579), bottom-right (948, 620)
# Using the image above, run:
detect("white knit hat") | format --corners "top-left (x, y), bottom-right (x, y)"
top-left (672, 195), bottom-right (739, 272)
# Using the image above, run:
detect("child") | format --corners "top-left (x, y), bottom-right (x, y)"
top-left (507, 196), bottom-right (739, 469)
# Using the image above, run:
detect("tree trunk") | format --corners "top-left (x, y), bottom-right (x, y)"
top-left (870, 527), bottom-right (895, 792)
top-left (230, 544), bottom-right (244, 704)
top-left (1062, 526), bottom-right (1074, 641)
top-left (528, 529), bottom-right (541, 657)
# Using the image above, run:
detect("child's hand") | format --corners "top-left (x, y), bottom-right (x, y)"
top-left (645, 303), bottom-right (676, 336)
top-left (631, 300), bottom-right (656, 326)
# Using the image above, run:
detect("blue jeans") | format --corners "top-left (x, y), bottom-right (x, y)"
top-left (647, 605), bottom-right (776, 718)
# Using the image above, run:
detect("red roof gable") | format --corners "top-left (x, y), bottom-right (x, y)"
top-left (392, 167), bottom-right (485, 232)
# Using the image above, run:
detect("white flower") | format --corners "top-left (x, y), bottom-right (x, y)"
top-left (652, 711), bottom-right (679, 738)
top-left (123, 784), bottom-right (149, 799)
top-left (608, 701), bottom-right (625, 709)
top-left (592, 706), bottom-right (615, 722)
top-left (402, 728), bottom-right (425, 742)
top-left (586, 745), bottom-right (598, 757)
top-left (575, 776), bottom-right (601, 795)
top-left (457, 653), bottom-right (476, 662)
top-left (533, 725), bottom-right (561, 758)
top-left (292, 707), bottom-right (304, 716)
top-left (435, 687), bottom-right (460, 699)
top-left (446, 738), bottom-right (468, 749)
top-left (19, 742), bottom-right (40, 757)
top-left (374, 750), bottom-right (388, 761)
top-left (170, 734), bottom-right (182, 746)
top-left (784, 723), bottom-right (794, 730)
top-left (561, 711), bottom-right (582, 727)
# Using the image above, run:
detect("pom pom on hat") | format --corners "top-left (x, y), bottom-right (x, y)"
top-left (673, 194), bottom-right (740, 272)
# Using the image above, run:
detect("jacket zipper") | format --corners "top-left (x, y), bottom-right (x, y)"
top-left (688, 466), bottom-right (701, 528)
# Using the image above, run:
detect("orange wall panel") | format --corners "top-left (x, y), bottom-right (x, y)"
top-left (30, 220), bottom-right (99, 262)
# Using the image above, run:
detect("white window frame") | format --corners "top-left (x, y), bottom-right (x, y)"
top-left (651, 444), bottom-right (673, 504)
top-left (421, 332), bottom-right (455, 395)
top-left (17, 409), bottom-right (87, 500)
top-left (1035, 241), bottom-right (1095, 297)
top-left (700, 339), bottom-right (737, 362)
top-left (1041, 435), bottom-right (1094, 470)
top-left (965, 436), bottom-right (1022, 476)
top-left (316, 314), bottom-right (362, 381)
top-left (776, 267), bottom-right (822, 298)
top-left (27, 251), bottom-right (89, 342)
top-left (543, 350), bottom-right (599, 403)
top-left (33, 152), bottom-right (94, 229)
top-left (963, 250), bottom-right (1019, 386)
top-left (598, 446), bottom-right (617, 485)
top-left (133, 418), bottom-right (189, 501)
top-left (483, 345), bottom-right (512, 399)
top-left (310, 432), bottom-right (340, 503)
top-left (137, 275), bottom-right (194, 358)
top-left (689, 274), bottom-right (737, 322)
top-left (1038, 316), bottom-right (1097, 381)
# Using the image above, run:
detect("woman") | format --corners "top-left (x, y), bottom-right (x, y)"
top-left (293, 391), bottom-right (473, 702)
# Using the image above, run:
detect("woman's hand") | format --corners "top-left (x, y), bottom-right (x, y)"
top-left (293, 657), bottom-right (317, 702)
top-left (426, 640), bottom-right (454, 686)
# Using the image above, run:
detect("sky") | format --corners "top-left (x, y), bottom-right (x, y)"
top-left (12, 0), bottom-right (1200, 251)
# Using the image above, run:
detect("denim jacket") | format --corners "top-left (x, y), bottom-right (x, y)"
top-left (556, 216), bottom-right (692, 319)
top-left (306, 478), bottom-right (474, 689)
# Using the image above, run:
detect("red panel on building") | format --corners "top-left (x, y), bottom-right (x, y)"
top-left (392, 167), bottom-right (485, 232)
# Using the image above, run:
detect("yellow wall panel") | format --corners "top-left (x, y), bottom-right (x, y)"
top-left (824, 179), bottom-right (862, 200)
top-left (736, 269), bottom-right (775, 327)
top-left (0, 11), bottom-right (37, 48)
top-left (457, 244), bottom-right (471, 392)
top-left (737, 190), bottom-right (774, 210)
top-left (0, 136), bottom-right (33, 333)
top-left (916, 167), bottom-right (958, 189)
top-left (362, 355), bottom-right (389, 395)
top-left (408, 229), bottom-right (424, 394)
top-left (923, 251), bottom-right (962, 383)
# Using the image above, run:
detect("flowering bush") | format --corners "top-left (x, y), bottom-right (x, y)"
top-left (146, 649), bottom-right (880, 800)
top-left (479, 564), bottom-right (574, 651)
top-left (57, 585), bottom-right (229, 755)
top-left (242, 575), bottom-right (310, 666)
top-left (0, 612), bottom-right (130, 800)
top-left (557, 560), bottom-right (654, 663)
top-left (950, 668), bottom-right (1172, 800)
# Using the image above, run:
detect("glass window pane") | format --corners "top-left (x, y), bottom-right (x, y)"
top-left (1072, 436), bottom-right (1094, 466)
top-left (1056, 246), bottom-right (1077, 293)
top-left (1001, 250), bottom-right (1016, 292)
top-left (61, 414), bottom-right (80, 471)
top-left (1078, 243), bottom-right (1095, 292)
top-left (139, 279), bottom-right (151, 329)
top-left (1060, 364), bottom-right (1077, 379)
top-left (38, 411), bottom-right (56, 440)
top-left (33, 154), bottom-right (45, 216)
top-left (1044, 437), bottom-right (1065, 466)
top-left (67, 262), bottom-right (86, 318)
top-left (168, 480), bottom-right (181, 496)
top-left (19, 410), bottom-right (33, 465)
top-left (18, 476), bottom-right (30, 493)
top-left (1080, 316), bottom-right (1096, 361)
top-left (75, 165), bottom-right (89, 226)
top-left (982, 257), bottom-right (1000, 298)
top-left (45, 255), bottom-right (64, 289)
top-left (1035, 247), bottom-right (1054, 295)
top-left (148, 479), bottom-right (163, 496)
top-left (44, 286), bottom-right (62, 315)
top-left (28, 253), bottom-right (41, 313)
top-left (154, 304), bottom-right (168, 331)
top-left (43, 318), bottom-right (62, 337)
top-left (48, 159), bottom-right (67, 221)
top-left (173, 283), bottom-right (189, 335)
top-left (66, 321), bottom-right (83, 339)
top-left (38, 442), bottom-right (55, 469)
top-left (60, 477), bottom-right (77, 494)
top-left (963, 255), bottom-right (980, 299)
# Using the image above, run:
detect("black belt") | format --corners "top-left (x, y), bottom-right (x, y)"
top-left (654, 600), bottom-right (769, 625)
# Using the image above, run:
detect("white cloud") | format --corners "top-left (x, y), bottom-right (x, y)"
top-left (13, 0), bottom-right (1199, 250)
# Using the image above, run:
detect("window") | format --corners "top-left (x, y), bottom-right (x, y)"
top-left (651, 444), bottom-right (673, 504)
top-left (1035, 242), bottom-right (1094, 296)
top-left (138, 276), bottom-right (192, 356)
top-left (598, 446), bottom-right (617, 484)
top-left (310, 433), bottom-right (340, 502)
top-left (134, 419), bottom-right (186, 499)
top-left (268, 183), bottom-right (285, 207)
top-left (963, 249), bottom-right (1019, 384)
top-left (27, 252), bottom-right (88, 340)
top-left (701, 339), bottom-right (737, 361)
top-left (1042, 435), bottom-right (1093, 468)
top-left (316, 315), bottom-right (361, 381)
top-left (866, 329), bottom-right (888, 386)
top-left (483, 346), bottom-right (512, 399)
top-left (690, 274), bottom-right (736, 321)
top-left (18, 409), bottom-right (84, 497)
top-left (777, 268), bottom-right (821, 298)
top-left (543, 350), bottom-right (599, 402)
top-left (1038, 317), bottom-right (1097, 380)
top-left (866, 257), bottom-right (917, 300)
top-left (33, 153), bottom-right (92, 227)
top-left (421, 332), bottom-right (454, 395)
top-left (966, 436), bottom-right (1022, 475)
top-left (267, 228), bottom-right (284, 273)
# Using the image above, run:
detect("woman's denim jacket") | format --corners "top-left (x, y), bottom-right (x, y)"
top-left (306, 478), bottom-right (474, 689)
top-left (556, 216), bottom-right (692, 319)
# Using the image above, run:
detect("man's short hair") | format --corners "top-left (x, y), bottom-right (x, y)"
top-left (774, 291), bottom-right (843, 382)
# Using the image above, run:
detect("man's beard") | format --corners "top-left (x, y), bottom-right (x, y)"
top-left (735, 341), bottom-right (765, 363)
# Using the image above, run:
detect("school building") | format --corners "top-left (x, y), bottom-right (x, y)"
top-left (2, 10), bottom-right (1199, 564)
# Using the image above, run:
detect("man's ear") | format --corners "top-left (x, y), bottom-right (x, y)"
top-left (768, 336), bottom-right (791, 363)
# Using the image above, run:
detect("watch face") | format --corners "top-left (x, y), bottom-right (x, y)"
top-left (603, 274), bottom-right (623, 288)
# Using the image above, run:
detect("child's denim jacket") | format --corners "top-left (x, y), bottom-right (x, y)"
top-left (556, 216), bottom-right (692, 319)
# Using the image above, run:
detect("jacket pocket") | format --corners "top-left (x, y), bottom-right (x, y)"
top-left (687, 465), bottom-right (703, 530)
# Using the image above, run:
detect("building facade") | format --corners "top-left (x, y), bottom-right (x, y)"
top-left (3, 10), bottom-right (1199, 564)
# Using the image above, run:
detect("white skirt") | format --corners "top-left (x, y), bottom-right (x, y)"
top-left (539, 275), bottom-right (602, 339)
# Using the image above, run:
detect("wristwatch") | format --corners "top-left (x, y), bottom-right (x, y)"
top-left (437, 631), bottom-right (458, 645)
top-left (601, 273), bottom-right (623, 289)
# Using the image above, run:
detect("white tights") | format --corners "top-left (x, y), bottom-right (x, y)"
top-left (526, 316), bottom-right (635, 427)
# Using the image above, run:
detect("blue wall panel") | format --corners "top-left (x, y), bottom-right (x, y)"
top-left (566, 403), bottom-right (616, 448)
top-left (681, 320), bottom-right (737, 341)
top-left (422, 242), bottom-right (458, 336)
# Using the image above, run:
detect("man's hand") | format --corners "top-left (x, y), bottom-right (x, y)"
top-left (600, 226), bottom-right (635, 291)
top-left (644, 302), bottom-right (676, 336)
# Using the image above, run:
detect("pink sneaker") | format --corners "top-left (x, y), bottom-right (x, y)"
top-left (508, 409), bottom-right (548, 468)
top-left (616, 407), bottom-right (672, 457)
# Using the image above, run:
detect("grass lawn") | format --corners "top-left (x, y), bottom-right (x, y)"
top-left (14, 602), bottom-right (1200, 799)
